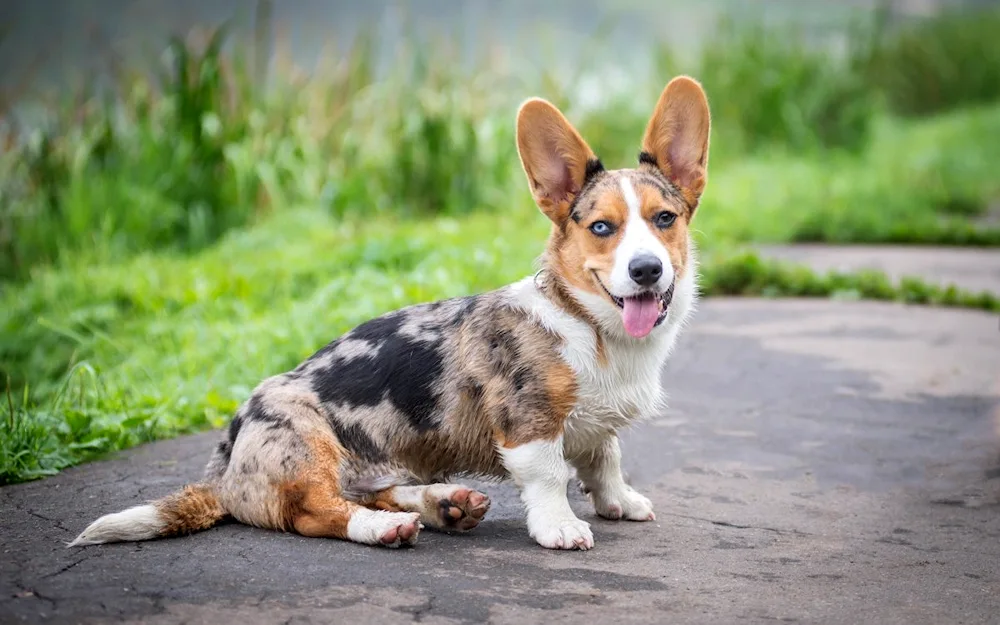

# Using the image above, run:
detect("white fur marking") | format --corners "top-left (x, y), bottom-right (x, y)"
top-left (388, 485), bottom-right (427, 510)
top-left (507, 240), bottom-right (699, 456)
top-left (610, 177), bottom-right (675, 296)
top-left (346, 507), bottom-right (421, 548)
top-left (574, 437), bottom-right (655, 521)
top-left (500, 437), bottom-right (594, 550)
top-left (68, 504), bottom-right (163, 547)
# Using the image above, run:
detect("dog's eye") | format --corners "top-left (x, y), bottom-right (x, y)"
top-left (654, 211), bottom-right (677, 229)
top-left (589, 221), bottom-right (614, 237)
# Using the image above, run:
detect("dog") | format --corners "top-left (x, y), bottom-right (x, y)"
top-left (70, 76), bottom-right (711, 551)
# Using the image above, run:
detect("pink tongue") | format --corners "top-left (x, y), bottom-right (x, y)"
top-left (622, 296), bottom-right (659, 338)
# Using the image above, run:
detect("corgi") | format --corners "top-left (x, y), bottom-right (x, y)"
top-left (70, 76), bottom-right (711, 551)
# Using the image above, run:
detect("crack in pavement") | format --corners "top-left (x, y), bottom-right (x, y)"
top-left (661, 511), bottom-right (813, 536)
top-left (40, 550), bottom-right (105, 580)
top-left (24, 507), bottom-right (73, 535)
top-left (4, 495), bottom-right (75, 536)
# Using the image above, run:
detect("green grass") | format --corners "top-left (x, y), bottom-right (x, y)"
top-left (694, 106), bottom-right (1000, 246)
top-left (3, 7), bottom-right (1000, 483)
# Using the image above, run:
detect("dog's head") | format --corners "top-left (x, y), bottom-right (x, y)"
top-left (516, 76), bottom-right (710, 340)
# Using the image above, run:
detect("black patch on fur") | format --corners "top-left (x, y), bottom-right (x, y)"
top-left (496, 405), bottom-right (515, 435)
top-left (636, 152), bottom-right (692, 209)
top-left (461, 379), bottom-right (484, 402)
top-left (214, 411), bottom-right (244, 468)
top-left (569, 158), bottom-right (607, 223)
top-left (312, 321), bottom-right (446, 432)
top-left (299, 311), bottom-right (404, 367)
top-left (438, 498), bottom-right (462, 527)
top-left (227, 413), bottom-right (243, 443)
top-left (512, 367), bottom-right (530, 392)
top-left (328, 419), bottom-right (385, 463)
top-left (449, 296), bottom-right (478, 327)
top-left (487, 327), bottom-right (521, 378)
top-left (347, 310), bottom-right (405, 343)
top-left (638, 150), bottom-right (658, 168)
top-left (312, 355), bottom-right (387, 409)
top-left (240, 457), bottom-right (260, 474)
top-left (584, 158), bottom-right (605, 183)
top-left (215, 441), bottom-right (232, 466)
top-left (243, 394), bottom-right (290, 430)
top-left (384, 339), bottom-right (445, 431)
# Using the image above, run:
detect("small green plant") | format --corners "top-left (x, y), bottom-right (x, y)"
top-left (701, 251), bottom-right (999, 311)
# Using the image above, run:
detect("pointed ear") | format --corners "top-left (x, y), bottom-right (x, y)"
top-left (516, 98), bottom-right (601, 224)
top-left (640, 76), bottom-right (711, 208)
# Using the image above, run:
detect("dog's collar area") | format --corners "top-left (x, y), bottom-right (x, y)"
top-left (534, 267), bottom-right (605, 329)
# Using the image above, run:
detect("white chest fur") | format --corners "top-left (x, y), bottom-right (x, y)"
top-left (507, 271), bottom-right (697, 458)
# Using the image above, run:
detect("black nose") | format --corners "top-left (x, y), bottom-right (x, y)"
top-left (628, 255), bottom-right (663, 287)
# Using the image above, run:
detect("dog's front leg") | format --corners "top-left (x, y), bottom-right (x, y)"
top-left (501, 436), bottom-right (594, 550)
top-left (572, 436), bottom-right (655, 521)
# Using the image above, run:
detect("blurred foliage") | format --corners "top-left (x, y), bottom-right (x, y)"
top-left (2, 6), bottom-right (1000, 482)
top-left (687, 17), bottom-right (877, 153)
top-left (858, 5), bottom-right (1000, 117)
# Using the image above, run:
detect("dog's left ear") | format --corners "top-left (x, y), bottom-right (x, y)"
top-left (516, 98), bottom-right (600, 225)
top-left (640, 76), bottom-right (711, 210)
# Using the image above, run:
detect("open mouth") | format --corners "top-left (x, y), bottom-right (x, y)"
top-left (593, 272), bottom-right (674, 339)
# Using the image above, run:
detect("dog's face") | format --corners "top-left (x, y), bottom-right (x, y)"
top-left (516, 77), bottom-right (710, 339)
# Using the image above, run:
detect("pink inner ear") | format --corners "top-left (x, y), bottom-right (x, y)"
top-left (556, 162), bottom-right (577, 200)
top-left (667, 133), bottom-right (704, 190)
top-left (537, 150), bottom-right (577, 203)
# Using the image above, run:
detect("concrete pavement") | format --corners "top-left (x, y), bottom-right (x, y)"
top-left (2, 298), bottom-right (999, 624)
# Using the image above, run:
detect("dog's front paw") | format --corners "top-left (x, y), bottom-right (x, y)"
top-left (593, 487), bottom-right (655, 522)
top-left (528, 514), bottom-right (594, 550)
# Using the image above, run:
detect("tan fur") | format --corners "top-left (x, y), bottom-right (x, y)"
top-left (278, 433), bottom-right (358, 538)
top-left (637, 182), bottom-right (691, 279)
top-left (453, 304), bottom-right (579, 450)
top-left (554, 183), bottom-right (628, 305)
top-left (641, 76), bottom-right (712, 208)
top-left (157, 485), bottom-right (227, 537)
top-left (516, 98), bottom-right (598, 223)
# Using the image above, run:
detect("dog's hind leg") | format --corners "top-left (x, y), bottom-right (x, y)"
top-left (216, 388), bottom-right (422, 548)
top-left (269, 432), bottom-right (421, 548)
top-left (363, 483), bottom-right (491, 532)
top-left (280, 477), bottom-right (421, 548)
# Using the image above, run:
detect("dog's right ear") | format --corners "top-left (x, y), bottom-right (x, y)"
top-left (516, 98), bottom-right (601, 225)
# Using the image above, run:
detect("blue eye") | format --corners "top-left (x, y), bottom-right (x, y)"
top-left (589, 221), bottom-right (614, 237)
top-left (654, 211), bottom-right (677, 229)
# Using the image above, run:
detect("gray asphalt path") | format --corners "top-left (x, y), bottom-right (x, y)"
top-left (2, 298), bottom-right (999, 625)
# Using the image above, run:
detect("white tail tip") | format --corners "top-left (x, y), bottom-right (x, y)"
top-left (67, 504), bottom-right (163, 547)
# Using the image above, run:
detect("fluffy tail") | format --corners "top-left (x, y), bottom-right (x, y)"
top-left (68, 483), bottom-right (226, 547)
